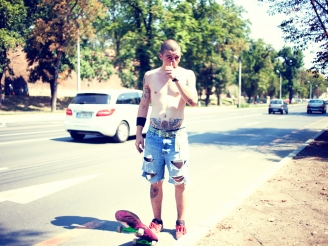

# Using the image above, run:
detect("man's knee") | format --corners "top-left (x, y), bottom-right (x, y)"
top-left (171, 160), bottom-right (186, 183)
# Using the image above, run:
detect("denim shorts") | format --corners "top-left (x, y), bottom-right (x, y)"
top-left (141, 128), bottom-right (190, 185)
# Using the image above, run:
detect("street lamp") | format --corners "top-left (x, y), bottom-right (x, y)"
top-left (234, 56), bottom-right (242, 109)
top-left (276, 70), bottom-right (282, 99)
top-left (307, 81), bottom-right (312, 99)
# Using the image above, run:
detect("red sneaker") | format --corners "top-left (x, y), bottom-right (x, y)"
top-left (176, 220), bottom-right (187, 240)
top-left (149, 218), bottom-right (163, 234)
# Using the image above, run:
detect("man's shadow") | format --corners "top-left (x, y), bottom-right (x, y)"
top-left (51, 215), bottom-right (117, 231)
top-left (51, 215), bottom-right (135, 246)
top-left (50, 216), bottom-right (176, 244)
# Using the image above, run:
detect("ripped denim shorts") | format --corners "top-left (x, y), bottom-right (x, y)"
top-left (141, 126), bottom-right (190, 185)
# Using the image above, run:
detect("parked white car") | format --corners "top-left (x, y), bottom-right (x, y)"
top-left (64, 89), bottom-right (149, 143)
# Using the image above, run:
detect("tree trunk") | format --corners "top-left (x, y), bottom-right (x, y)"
top-left (216, 92), bottom-right (221, 105)
top-left (50, 53), bottom-right (63, 112)
top-left (289, 87), bottom-right (293, 104)
top-left (0, 72), bottom-right (3, 93)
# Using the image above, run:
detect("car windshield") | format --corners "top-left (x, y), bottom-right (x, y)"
top-left (309, 100), bottom-right (323, 103)
top-left (71, 93), bottom-right (111, 104)
top-left (271, 100), bottom-right (282, 104)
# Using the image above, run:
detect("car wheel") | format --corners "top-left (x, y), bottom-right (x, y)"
top-left (280, 110), bottom-right (283, 114)
top-left (113, 121), bottom-right (129, 143)
top-left (268, 110), bottom-right (272, 114)
top-left (70, 132), bottom-right (85, 140)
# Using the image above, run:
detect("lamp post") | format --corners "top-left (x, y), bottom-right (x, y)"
top-left (276, 70), bottom-right (282, 99)
top-left (307, 81), bottom-right (312, 99)
top-left (234, 56), bottom-right (242, 108)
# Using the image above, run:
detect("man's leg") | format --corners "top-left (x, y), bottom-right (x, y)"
top-left (175, 183), bottom-right (187, 239)
top-left (150, 181), bottom-right (163, 220)
top-left (175, 183), bottom-right (186, 220)
top-left (149, 181), bottom-right (164, 233)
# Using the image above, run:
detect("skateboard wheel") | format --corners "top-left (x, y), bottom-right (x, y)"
top-left (132, 238), bottom-right (138, 245)
top-left (117, 225), bottom-right (122, 233)
top-left (136, 228), bottom-right (144, 236)
top-left (151, 241), bottom-right (157, 245)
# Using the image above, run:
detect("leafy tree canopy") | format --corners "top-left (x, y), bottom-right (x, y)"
top-left (258, 0), bottom-right (328, 75)
top-left (0, 0), bottom-right (27, 81)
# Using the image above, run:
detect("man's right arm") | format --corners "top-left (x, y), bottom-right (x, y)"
top-left (135, 74), bottom-right (151, 153)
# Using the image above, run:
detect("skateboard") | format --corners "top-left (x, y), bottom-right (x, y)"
top-left (115, 210), bottom-right (158, 245)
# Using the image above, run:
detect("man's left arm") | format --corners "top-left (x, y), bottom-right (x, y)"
top-left (174, 70), bottom-right (198, 107)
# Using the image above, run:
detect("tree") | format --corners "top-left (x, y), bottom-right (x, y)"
top-left (169, 0), bottom-right (249, 105)
top-left (0, 0), bottom-right (27, 90)
top-left (258, 0), bottom-right (328, 75)
top-left (26, 0), bottom-right (104, 111)
top-left (242, 39), bottom-right (277, 102)
top-left (275, 46), bottom-right (304, 103)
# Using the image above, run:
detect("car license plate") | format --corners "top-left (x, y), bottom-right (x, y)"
top-left (273, 109), bottom-right (278, 111)
top-left (76, 112), bottom-right (92, 118)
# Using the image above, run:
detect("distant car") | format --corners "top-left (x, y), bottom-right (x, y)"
top-left (307, 99), bottom-right (326, 114)
top-left (64, 89), bottom-right (149, 143)
top-left (268, 99), bottom-right (288, 114)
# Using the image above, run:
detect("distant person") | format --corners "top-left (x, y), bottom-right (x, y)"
top-left (135, 39), bottom-right (198, 240)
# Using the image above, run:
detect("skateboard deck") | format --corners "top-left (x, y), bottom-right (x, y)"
top-left (115, 210), bottom-right (158, 245)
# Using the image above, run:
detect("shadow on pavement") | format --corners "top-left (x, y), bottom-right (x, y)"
top-left (188, 127), bottom-right (326, 160)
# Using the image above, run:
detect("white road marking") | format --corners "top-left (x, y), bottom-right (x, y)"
top-left (245, 121), bottom-right (261, 126)
top-left (0, 135), bottom-right (69, 145)
top-left (0, 167), bottom-right (9, 172)
top-left (0, 173), bottom-right (102, 204)
top-left (0, 129), bottom-right (64, 137)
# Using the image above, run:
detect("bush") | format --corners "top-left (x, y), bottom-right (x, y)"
top-left (236, 103), bottom-right (249, 108)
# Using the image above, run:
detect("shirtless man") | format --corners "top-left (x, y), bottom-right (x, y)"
top-left (135, 39), bottom-right (198, 240)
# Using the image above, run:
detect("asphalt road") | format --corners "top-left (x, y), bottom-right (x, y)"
top-left (0, 104), bottom-right (327, 246)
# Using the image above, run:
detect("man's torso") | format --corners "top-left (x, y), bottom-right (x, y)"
top-left (146, 67), bottom-right (189, 130)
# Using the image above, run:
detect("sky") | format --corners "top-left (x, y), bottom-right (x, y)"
top-left (232, 0), bottom-right (316, 69)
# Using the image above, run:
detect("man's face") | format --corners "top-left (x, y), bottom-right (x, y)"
top-left (159, 49), bottom-right (181, 68)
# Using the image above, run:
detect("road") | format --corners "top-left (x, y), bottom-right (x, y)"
top-left (0, 104), bottom-right (327, 246)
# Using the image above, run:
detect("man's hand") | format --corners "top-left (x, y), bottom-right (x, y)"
top-left (135, 134), bottom-right (144, 153)
top-left (165, 62), bottom-right (176, 80)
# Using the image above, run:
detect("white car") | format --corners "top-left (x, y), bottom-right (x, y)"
top-left (268, 99), bottom-right (288, 114)
top-left (64, 89), bottom-right (149, 143)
